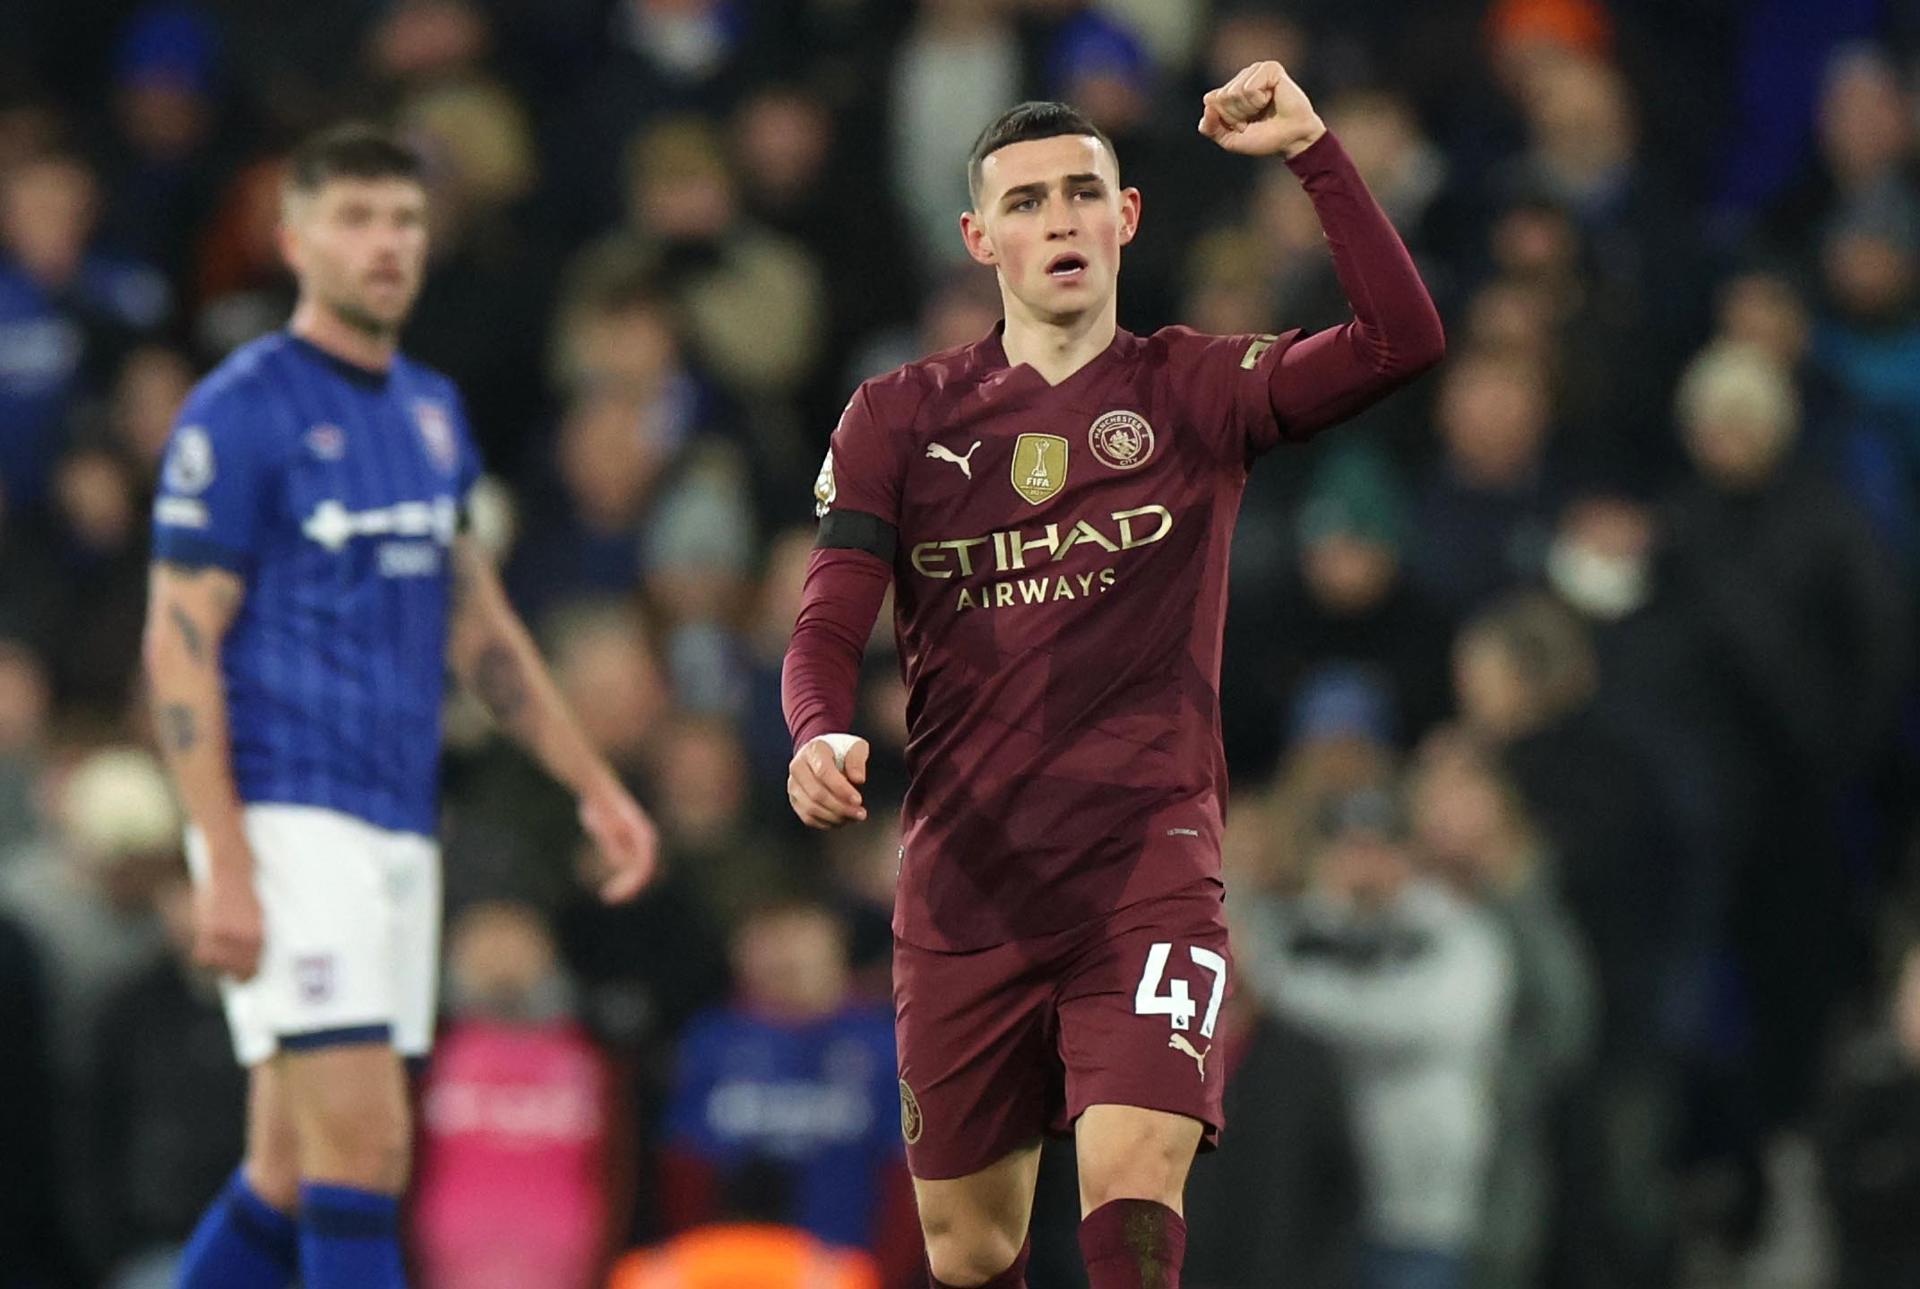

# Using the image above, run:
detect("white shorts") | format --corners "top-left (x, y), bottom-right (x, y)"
top-left (186, 804), bottom-right (442, 1067)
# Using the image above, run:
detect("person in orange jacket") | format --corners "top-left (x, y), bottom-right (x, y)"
top-left (608, 1160), bottom-right (881, 1289)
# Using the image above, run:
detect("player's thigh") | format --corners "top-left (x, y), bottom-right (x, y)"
top-left (1057, 882), bottom-right (1230, 1176)
top-left (277, 1040), bottom-right (411, 1187)
top-left (1074, 1103), bottom-right (1204, 1215)
top-left (913, 1142), bottom-right (1044, 1284)
top-left (894, 935), bottom-right (1060, 1182)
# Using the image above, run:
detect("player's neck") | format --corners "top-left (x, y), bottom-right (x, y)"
top-left (999, 298), bottom-right (1117, 387)
top-left (290, 300), bottom-right (399, 374)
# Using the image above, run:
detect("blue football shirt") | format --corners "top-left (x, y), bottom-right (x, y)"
top-left (151, 332), bottom-right (482, 836)
top-left (666, 1002), bottom-right (902, 1248)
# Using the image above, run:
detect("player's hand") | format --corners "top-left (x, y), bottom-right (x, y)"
top-left (788, 734), bottom-right (869, 829)
top-left (193, 872), bottom-right (264, 981)
top-left (578, 771), bottom-right (660, 903)
top-left (1198, 60), bottom-right (1326, 159)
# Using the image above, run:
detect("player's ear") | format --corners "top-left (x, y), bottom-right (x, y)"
top-left (276, 219), bottom-right (303, 276)
top-left (1117, 187), bottom-right (1142, 247)
top-left (960, 210), bottom-right (997, 267)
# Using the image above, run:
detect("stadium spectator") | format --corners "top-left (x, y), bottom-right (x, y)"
top-left (645, 713), bottom-right (797, 931)
top-left (84, 865), bottom-right (244, 1289)
top-left (0, 148), bottom-right (170, 510)
top-left (660, 898), bottom-right (915, 1282)
top-left (583, 114), bottom-right (826, 412)
top-left (608, 1159), bottom-right (881, 1289)
top-left (1408, 729), bottom-right (1596, 1289)
top-left (1275, 443), bottom-right (1450, 748)
top-left (398, 77), bottom-right (552, 468)
top-left (1183, 918), bottom-right (1364, 1289)
top-left (94, 3), bottom-right (225, 289)
top-left (1250, 782), bottom-right (1514, 1289)
top-left (413, 901), bottom-right (619, 1289)
top-left (1453, 592), bottom-right (1685, 1288)
top-left (889, 0), bottom-right (1022, 274)
top-left (1666, 340), bottom-right (1910, 1138)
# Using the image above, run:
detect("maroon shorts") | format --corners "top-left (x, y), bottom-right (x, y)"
top-left (893, 879), bottom-right (1231, 1180)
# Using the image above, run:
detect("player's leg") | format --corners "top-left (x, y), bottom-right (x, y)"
top-left (282, 1039), bottom-right (413, 1286)
top-left (894, 933), bottom-right (1060, 1287)
top-left (1074, 1104), bottom-right (1203, 1288)
top-left (282, 824), bottom-right (442, 1288)
top-left (1058, 882), bottom-right (1232, 1289)
top-left (915, 1143), bottom-right (1043, 1286)
top-left (176, 1061), bottom-right (301, 1287)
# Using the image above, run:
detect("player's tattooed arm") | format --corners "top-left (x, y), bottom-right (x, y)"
top-left (447, 537), bottom-right (598, 786)
top-left (143, 559), bottom-right (254, 897)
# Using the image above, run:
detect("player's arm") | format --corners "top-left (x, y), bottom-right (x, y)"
top-left (781, 387), bottom-right (905, 831)
top-left (1201, 60), bottom-right (1446, 439)
top-left (142, 560), bottom-right (260, 978)
top-left (447, 535), bottom-right (658, 900)
top-left (781, 541), bottom-right (890, 829)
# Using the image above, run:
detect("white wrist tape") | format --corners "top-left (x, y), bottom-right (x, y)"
top-left (814, 732), bottom-right (861, 770)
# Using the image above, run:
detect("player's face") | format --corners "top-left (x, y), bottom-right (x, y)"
top-left (962, 135), bottom-right (1140, 324)
top-left (281, 178), bottom-right (429, 337)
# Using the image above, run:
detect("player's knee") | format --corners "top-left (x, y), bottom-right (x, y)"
top-left (1079, 1128), bottom-right (1194, 1210)
top-left (922, 1220), bottom-right (1024, 1288)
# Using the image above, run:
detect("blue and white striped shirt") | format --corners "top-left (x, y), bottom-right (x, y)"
top-left (151, 332), bottom-right (482, 836)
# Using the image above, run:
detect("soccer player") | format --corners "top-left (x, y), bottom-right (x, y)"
top-left (143, 125), bottom-right (659, 1289)
top-left (782, 62), bottom-right (1444, 1289)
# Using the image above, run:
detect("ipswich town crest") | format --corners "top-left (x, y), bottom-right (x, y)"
top-left (414, 400), bottom-right (458, 475)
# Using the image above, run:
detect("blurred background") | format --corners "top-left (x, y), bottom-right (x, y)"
top-left (1, 0), bottom-right (1918, 1287)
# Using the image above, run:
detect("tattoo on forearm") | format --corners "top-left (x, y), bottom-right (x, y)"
top-left (169, 604), bottom-right (206, 662)
top-left (161, 704), bottom-right (198, 752)
top-left (474, 643), bottom-right (529, 725)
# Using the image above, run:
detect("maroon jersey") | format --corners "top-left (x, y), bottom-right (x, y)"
top-left (785, 132), bottom-right (1444, 952)
top-left (823, 325), bottom-right (1306, 950)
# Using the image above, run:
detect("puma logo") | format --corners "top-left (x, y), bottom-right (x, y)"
top-left (1169, 1032), bottom-right (1211, 1081)
top-left (926, 440), bottom-right (983, 479)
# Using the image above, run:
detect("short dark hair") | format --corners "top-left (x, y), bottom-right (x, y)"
top-left (284, 123), bottom-right (424, 197)
top-left (967, 101), bottom-right (1117, 204)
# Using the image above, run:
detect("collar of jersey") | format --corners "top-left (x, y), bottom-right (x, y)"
top-left (979, 321), bottom-right (1133, 393)
top-left (284, 332), bottom-right (393, 389)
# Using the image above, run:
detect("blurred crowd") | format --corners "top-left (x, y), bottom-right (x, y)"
top-left (2, 0), bottom-right (1919, 1287)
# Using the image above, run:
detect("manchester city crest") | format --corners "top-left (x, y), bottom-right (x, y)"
top-left (1088, 410), bottom-right (1154, 470)
top-left (899, 1079), bottom-right (924, 1145)
top-left (413, 401), bottom-right (458, 475)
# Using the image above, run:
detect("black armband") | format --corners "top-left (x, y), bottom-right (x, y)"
top-left (816, 509), bottom-right (897, 562)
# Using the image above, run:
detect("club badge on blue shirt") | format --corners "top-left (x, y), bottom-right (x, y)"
top-left (414, 400), bottom-right (458, 475)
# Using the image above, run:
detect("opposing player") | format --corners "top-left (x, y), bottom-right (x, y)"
top-left (783, 62), bottom-right (1444, 1288)
top-left (144, 125), bottom-right (658, 1289)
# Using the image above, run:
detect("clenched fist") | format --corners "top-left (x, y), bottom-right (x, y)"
top-left (1199, 60), bottom-right (1326, 159)
top-left (788, 733), bottom-right (869, 830)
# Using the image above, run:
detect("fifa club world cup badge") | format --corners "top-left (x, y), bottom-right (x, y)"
top-left (413, 401), bottom-right (459, 475)
top-left (1011, 433), bottom-right (1068, 504)
top-left (899, 1079), bottom-right (924, 1145)
top-left (1088, 410), bottom-right (1154, 470)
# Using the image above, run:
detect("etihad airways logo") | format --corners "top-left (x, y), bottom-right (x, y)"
top-left (910, 503), bottom-right (1174, 612)
top-left (909, 504), bottom-right (1172, 579)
